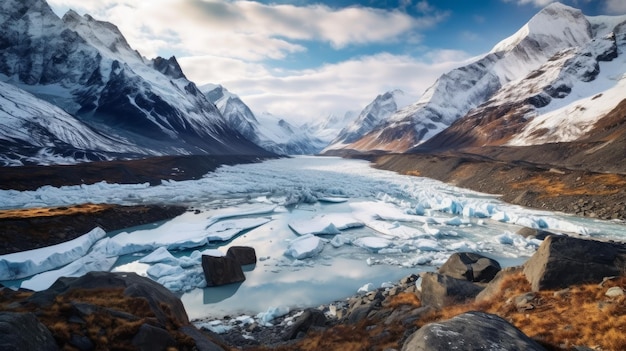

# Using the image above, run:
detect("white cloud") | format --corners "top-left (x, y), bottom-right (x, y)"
top-left (503, 0), bottom-right (556, 7)
top-left (605, 0), bottom-right (626, 14)
top-left (179, 51), bottom-right (474, 124)
top-left (48, 0), bottom-right (445, 60)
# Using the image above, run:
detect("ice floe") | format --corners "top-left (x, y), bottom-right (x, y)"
top-left (284, 234), bottom-right (326, 259)
top-left (0, 227), bottom-right (106, 280)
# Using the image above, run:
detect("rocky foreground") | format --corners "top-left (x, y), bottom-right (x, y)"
top-left (1, 234), bottom-right (624, 350)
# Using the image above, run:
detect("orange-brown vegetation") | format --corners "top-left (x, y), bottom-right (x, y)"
top-left (245, 273), bottom-right (626, 351)
top-left (0, 203), bottom-right (114, 219)
top-left (511, 173), bottom-right (626, 198)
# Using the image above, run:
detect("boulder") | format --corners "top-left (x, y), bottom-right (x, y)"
top-left (402, 311), bottom-right (546, 351)
top-left (523, 235), bottom-right (626, 291)
top-left (420, 272), bottom-right (484, 309)
top-left (226, 246), bottom-right (257, 266)
top-left (202, 255), bottom-right (246, 287)
top-left (0, 312), bottom-right (58, 351)
top-left (28, 271), bottom-right (189, 326)
top-left (438, 252), bottom-right (501, 283)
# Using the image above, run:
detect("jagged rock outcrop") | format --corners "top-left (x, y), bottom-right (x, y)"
top-left (402, 311), bottom-right (547, 351)
top-left (523, 235), bottom-right (626, 291)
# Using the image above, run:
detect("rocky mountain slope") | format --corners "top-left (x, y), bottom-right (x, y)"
top-left (0, 0), bottom-right (270, 166)
top-left (202, 84), bottom-right (328, 155)
top-left (328, 3), bottom-right (626, 158)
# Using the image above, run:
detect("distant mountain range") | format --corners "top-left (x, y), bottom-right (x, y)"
top-left (0, 1), bottom-right (624, 171)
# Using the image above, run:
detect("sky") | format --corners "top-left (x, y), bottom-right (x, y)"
top-left (47, 0), bottom-right (626, 125)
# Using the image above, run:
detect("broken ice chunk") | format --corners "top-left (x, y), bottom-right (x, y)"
top-left (284, 234), bottom-right (325, 259)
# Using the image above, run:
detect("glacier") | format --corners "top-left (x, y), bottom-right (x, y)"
top-left (1, 156), bottom-right (625, 320)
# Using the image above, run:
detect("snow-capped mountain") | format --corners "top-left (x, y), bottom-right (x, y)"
top-left (419, 6), bottom-right (626, 152)
top-left (335, 3), bottom-right (625, 154)
top-left (322, 90), bottom-right (407, 154)
top-left (202, 84), bottom-right (329, 155)
top-left (0, 0), bottom-right (269, 165)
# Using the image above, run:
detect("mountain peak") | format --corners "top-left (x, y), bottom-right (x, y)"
top-left (491, 3), bottom-right (590, 54)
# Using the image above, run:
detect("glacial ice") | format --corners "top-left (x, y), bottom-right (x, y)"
top-left (288, 213), bottom-right (363, 235)
top-left (284, 234), bottom-right (326, 259)
top-left (353, 237), bottom-right (392, 251)
top-left (206, 217), bottom-right (272, 241)
top-left (0, 227), bottom-right (106, 280)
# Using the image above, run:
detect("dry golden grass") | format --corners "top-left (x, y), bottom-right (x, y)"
top-left (511, 173), bottom-right (626, 198)
top-left (0, 203), bottom-right (113, 219)
top-left (422, 272), bottom-right (626, 350)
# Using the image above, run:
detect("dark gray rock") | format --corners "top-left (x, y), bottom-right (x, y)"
top-left (132, 323), bottom-right (176, 351)
top-left (283, 308), bottom-right (327, 340)
top-left (523, 235), bottom-right (626, 291)
top-left (202, 255), bottom-right (246, 286)
top-left (420, 272), bottom-right (484, 309)
top-left (438, 252), bottom-right (501, 283)
top-left (402, 311), bottom-right (546, 351)
top-left (226, 246), bottom-right (257, 266)
top-left (0, 312), bottom-right (58, 351)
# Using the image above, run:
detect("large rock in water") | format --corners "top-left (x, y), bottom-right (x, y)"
top-left (202, 255), bottom-right (246, 286)
top-left (0, 312), bottom-right (58, 351)
top-left (438, 252), bottom-right (501, 283)
top-left (401, 311), bottom-right (546, 351)
top-left (226, 246), bottom-right (257, 266)
top-left (523, 235), bottom-right (626, 291)
top-left (420, 272), bottom-right (484, 309)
